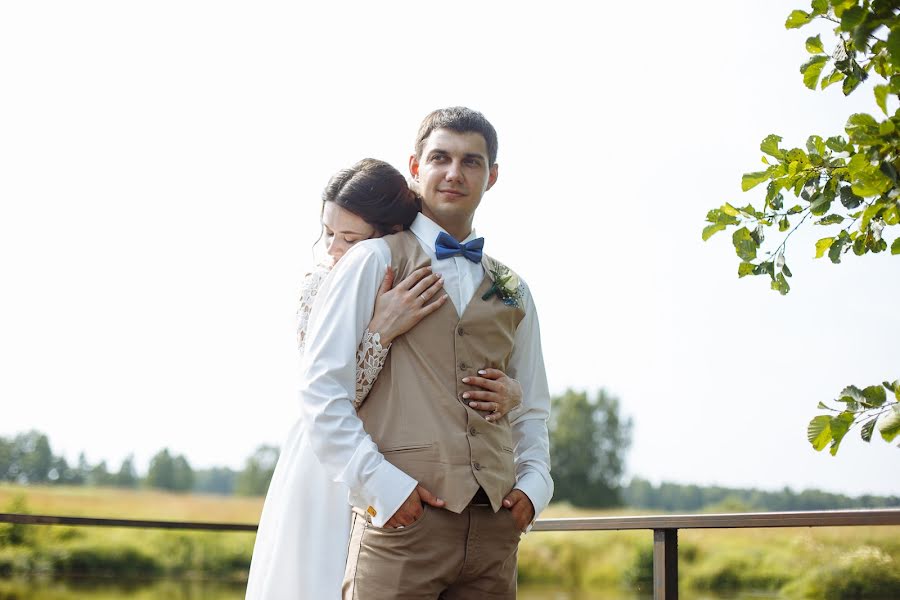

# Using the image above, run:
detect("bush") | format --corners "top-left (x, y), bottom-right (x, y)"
top-left (49, 543), bottom-right (161, 577)
top-left (784, 546), bottom-right (900, 599)
top-left (622, 544), bottom-right (653, 593)
top-left (0, 496), bottom-right (32, 548)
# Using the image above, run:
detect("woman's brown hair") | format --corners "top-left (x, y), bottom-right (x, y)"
top-left (322, 159), bottom-right (420, 235)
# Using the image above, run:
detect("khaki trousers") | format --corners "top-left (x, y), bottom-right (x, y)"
top-left (342, 504), bottom-right (522, 599)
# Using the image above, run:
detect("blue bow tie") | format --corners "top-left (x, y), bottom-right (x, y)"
top-left (434, 231), bottom-right (484, 263)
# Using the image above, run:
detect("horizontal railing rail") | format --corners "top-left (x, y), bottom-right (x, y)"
top-left (2, 508), bottom-right (899, 599)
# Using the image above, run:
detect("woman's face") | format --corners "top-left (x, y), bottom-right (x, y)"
top-left (321, 202), bottom-right (378, 264)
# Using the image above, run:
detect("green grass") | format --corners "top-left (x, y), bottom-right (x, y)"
top-left (2, 485), bottom-right (899, 598)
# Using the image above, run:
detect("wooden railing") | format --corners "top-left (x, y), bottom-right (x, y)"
top-left (3, 508), bottom-right (899, 599)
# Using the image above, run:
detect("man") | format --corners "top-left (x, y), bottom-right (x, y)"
top-left (299, 107), bottom-right (552, 598)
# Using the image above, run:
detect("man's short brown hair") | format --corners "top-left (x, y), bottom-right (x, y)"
top-left (415, 107), bottom-right (499, 166)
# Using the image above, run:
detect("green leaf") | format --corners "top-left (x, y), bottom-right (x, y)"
top-left (801, 55), bottom-right (829, 89)
top-left (874, 84), bottom-right (890, 115)
top-left (862, 385), bottom-right (887, 408)
top-left (815, 214), bottom-right (845, 225)
top-left (884, 204), bottom-right (899, 225)
top-left (829, 411), bottom-right (855, 455)
top-left (880, 119), bottom-right (896, 135)
top-left (887, 27), bottom-right (900, 69)
top-left (832, 0), bottom-right (856, 19)
top-left (839, 385), bottom-right (864, 404)
top-left (828, 234), bottom-right (848, 263)
top-left (741, 170), bottom-right (771, 191)
top-left (779, 216), bottom-right (790, 232)
top-left (732, 227), bottom-right (758, 261)
top-left (825, 135), bottom-right (848, 152)
top-left (737, 262), bottom-right (755, 278)
top-left (771, 273), bottom-right (791, 295)
top-left (740, 203), bottom-right (763, 219)
top-left (840, 186), bottom-right (863, 209)
top-left (788, 205), bottom-right (804, 215)
top-left (815, 237), bottom-right (834, 258)
top-left (860, 203), bottom-right (881, 231)
top-left (751, 261), bottom-right (773, 277)
top-left (720, 203), bottom-right (740, 217)
top-left (878, 405), bottom-right (900, 443)
top-left (840, 5), bottom-right (866, 30)
top-left (702, 223), bottom-right (726, 241)
top-left (842, 75), bottom-right (863, 95)
top-left (860, 417), bottom-right (877, 442)
top-left (816, 401), bottom-right (831, 410)
top-left (760, 134), bottom-right (784, 159)
top-left (811, 0), bottom-right (828, 15)
top-left (806, 35), bottom-right (825, 54)
top-left (821, 69), bottom-right (846, 90)
top-left (846, 112), bottom-right (879, 137)
top-left (806, 135), bottom-right (826, 156)
top-left (809, 194), bottom-right (832, 216)
top-left (786, 9), bottom-right (813, 29)
top-left (782, 263), bottom-right (793, 277)
top-left (848, 153), bottom-right (892, 197)
top-left (892, 237), bottom-right (900, 254)
top-left (807, 415), bottom-right (832, 451)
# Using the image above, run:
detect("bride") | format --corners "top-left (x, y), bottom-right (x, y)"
top-left (245, 158), bottom-right (523, 599)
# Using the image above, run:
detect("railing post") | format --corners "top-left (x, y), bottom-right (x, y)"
top-left (653, 528), bottom-right (678, 600)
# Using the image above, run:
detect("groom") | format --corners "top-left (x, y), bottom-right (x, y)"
top-left (299, 107), bottom-right (553, 598)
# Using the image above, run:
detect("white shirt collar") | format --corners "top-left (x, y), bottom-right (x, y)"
top-left (409, 213), bottom-right (479, 249)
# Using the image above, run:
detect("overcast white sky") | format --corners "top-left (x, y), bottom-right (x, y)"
top-left (2, 1), bottom-right (898, 498)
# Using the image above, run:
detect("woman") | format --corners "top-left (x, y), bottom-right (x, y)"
top-left (245, 159), bottom-right (522, 599)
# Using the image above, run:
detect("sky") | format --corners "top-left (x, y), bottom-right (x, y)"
top-left (1, 1), bottom-right (898, 498)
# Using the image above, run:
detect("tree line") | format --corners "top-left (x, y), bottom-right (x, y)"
top-left (623, 477), bottom-right (899, 512)
top-left (0, 431), bottom-right (278, 496)
top-left (4, 387), bottom-right (896, 510)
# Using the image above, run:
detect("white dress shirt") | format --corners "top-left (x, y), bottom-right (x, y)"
top-left (299, 213), bottom-right (553, 527)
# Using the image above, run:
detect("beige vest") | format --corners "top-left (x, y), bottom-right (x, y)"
top-left (357, 230), bottom-right (525, 513)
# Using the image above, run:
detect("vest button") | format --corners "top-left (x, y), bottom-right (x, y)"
top-left (457, 327), bottom-right (465, 336)
top-left (469, 426), bottom-right (478, 436)
top-left (459, 362), bottom-right (468, 370)
top-left (473, 462), bottom-right (482, 470)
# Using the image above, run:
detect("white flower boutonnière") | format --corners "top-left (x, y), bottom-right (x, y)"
top-left (482, 262), bottom-right (524, 308)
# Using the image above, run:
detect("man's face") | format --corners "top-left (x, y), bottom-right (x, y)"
top-left (410, 128), bottom-right (498, 233)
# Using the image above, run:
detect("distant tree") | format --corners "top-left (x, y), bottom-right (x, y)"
top-left (172, 455), bottom-right (194, 492)
top-left (49, 455), bottom-right (81, 485)
top-left (0, 437), bottom-right (13, 482)
top-left (193, 467), bottom-right (237, 495)
top-left (15, 431), bottom-right (53, 484)
top-left (76, 452), bottom-right (90, 484)
top-left (235, 445), bottom-right (279, 496)
top-left (146, 449), bottom-right (176, 490)
top-left (549, 389), bottom-right (633, 508)
top-left (113, 455), bottom-right (138, 488)
top-left (88, 460), bottom-right (114, 487)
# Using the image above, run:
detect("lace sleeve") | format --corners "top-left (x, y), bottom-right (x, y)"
top-left (354, 329), bottom-right (391, 408)
top-left (296, 267), bottom-right (330, 355)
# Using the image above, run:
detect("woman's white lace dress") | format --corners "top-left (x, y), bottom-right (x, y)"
top-left (245, 265), bottom-right (389, 600)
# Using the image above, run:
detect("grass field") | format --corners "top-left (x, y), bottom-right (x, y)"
top-left (2, 484), bottom-right (899, 599)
